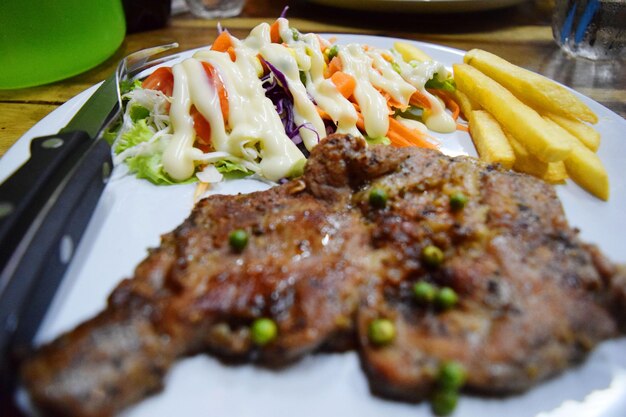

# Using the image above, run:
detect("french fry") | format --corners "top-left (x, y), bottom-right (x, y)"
top-left (451, 89), bottom-right (481, 120)
top-left (463, 49), bottom-right (598, 124)
top-left (453, 64), bottom-right (571, 163)
top-left (544, 113), bottom-right (600, 152)
top-left (393, 41), bottom-right (432, 62)
top-left (468, 110), bottom-right (515, 168)
top-left (543, 117), bottom-right (609, 200)
top-left (506, 132), bottom-right (568, 184)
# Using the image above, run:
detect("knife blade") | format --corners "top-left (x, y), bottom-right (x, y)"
top-left (0, 73), bottom-right (119, 393)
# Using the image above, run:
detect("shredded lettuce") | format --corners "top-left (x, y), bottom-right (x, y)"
top-left (125, 152), bottom-right (192, 185)
top-left (114, 119), bottom-right (154, 154)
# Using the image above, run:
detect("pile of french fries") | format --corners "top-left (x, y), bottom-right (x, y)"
top-left (453, 50), bottom-right (608, 200)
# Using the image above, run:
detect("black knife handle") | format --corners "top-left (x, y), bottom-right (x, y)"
top-left (0, 131), bottom-right (94, 272)
top-left (0, 138), bottom-right (112, 402)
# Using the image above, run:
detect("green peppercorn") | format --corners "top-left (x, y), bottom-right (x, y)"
top-left (438, 361), bottom-right (467, 390)
top-left (367, 318), bottom-right (395, 346)
top-left (435, 287), bottom-right (458, 310)
top-left (369, 187), bottom-right (388, 209)
top-left (228, 229), bottom-right (248, 252)
top-left (431, 389), bottom-right (459, 416)
top-left (291, 28), bottom-right (300, 41)
top-left (422, 245), bottom-right (444, 267)
top-left (413, 281), bottom-right (437, 304)
top-left (251, 318), bottom-right (278, 346)
top-left (449, 192), bottom-right (468, 211)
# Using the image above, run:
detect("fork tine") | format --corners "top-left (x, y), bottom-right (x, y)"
top-left (127, 53), bottom-right (184, 79)
top-left (124, 42), bottom-right (180, 73)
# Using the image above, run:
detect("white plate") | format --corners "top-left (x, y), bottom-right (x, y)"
top-left (5, 35), bottom-right (626, 417)
top-left (305, 0), bottom-right (528, 13)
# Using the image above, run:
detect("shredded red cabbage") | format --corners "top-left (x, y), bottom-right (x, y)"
top-left (261, 59), bottom-right (323, 152)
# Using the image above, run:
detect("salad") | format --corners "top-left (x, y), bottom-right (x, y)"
top-left (110, 17), bottom-right (462, 185)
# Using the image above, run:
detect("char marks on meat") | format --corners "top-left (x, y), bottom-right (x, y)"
top-left (21, 135), bottom-right (626, 417)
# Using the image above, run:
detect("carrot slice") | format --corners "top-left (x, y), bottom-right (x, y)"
top-left (316, 106), bottom-right (332, 121)
top-left (386, 129), bottom-right (415, 148)
top-left (330, 71), bottom-right (356, 99)
top-left (456, 123), bottom-right (469, 132)
top-left (351, 102), bottom-right (427, 149)
top-left (270, 21), bottom-right (281, 43)
top-left (327, 56), bottom-right (343, 77)
top-left (212, 31), bottom-right (232, 52)
top-left (387, 117), bottom-right (438, 149)
top-left (211, 32), bottom-right (236, 61)
top-left (410, 90), bottom-right (433, 110)
top-left (226, 46), bottom-right (236, 61)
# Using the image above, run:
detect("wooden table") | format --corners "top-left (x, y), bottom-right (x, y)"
top-left (0, 0), bottom-right (623, 158)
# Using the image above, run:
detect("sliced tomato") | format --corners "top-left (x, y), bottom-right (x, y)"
top-left (201, 62), bottom-right (229, 122)
top-left (142, 67), bottom-right (174, 96)
top-left (191, 106), bottom-right (212, 151)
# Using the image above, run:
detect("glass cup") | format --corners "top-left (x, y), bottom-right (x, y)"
top-left (551, 0), bottom-right (626, 60)
top-left (184, 0), bottom-right (246, 19)
top-left (0, 0), bottom-right (126, 89)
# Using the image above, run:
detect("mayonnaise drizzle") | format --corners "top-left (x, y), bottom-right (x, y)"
top-left (284, 30), bottom-right (359, 137)
top-left (162, 62), bottom-right (200, 181)
top-left (367, 50), bottom-right (415, 108)
top-left (340, 44), bottom-right (390, 138)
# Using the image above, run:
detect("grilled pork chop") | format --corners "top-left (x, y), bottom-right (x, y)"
top-left (21, 134), bottom-right (625, 417)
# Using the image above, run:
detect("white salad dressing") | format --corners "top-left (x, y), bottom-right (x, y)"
top-left (286, 31), bottom-right (360, 137)
top-left (163, 62), bottom-right (200, 181)
top-left (366, 50), bottom-right (415, 108)
top-left (340, 44), bottom-right (390, 139)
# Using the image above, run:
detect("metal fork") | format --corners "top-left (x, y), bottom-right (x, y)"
top-left (114, 42), bottom-right (180, 105)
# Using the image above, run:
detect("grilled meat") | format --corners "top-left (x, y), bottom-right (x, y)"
top-left (21, 134), bottom-right (625, 416)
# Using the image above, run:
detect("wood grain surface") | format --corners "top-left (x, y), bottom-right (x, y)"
top-left (0, 0), bottom-right (623, 158)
